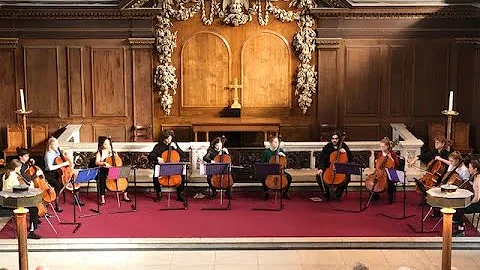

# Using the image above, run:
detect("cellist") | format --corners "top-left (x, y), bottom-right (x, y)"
top-left (1, 159), bottom-right (41, 239)
top-left (316, 132), bottom-right (353, 200)
top-left (203, 137), bottom-right (232, 199)
top-left (44, 137), bottom-right (70, 212)
top-left (16, 147), bottom-right (43, 186)
top-left (147, 130), bottom-right (187, 202)
top-left (371, 137), bottom-right (399, 202)
top-left (407, 136), bottom-right (450, 168)
top-left (438, 151), bottom-right (470, 184)
top-left (453, 159), bottom-right (480, 237)
top-left (95, 136), bottom-right (131, 205)
top-left (260, 135), bottom-right (292, 200)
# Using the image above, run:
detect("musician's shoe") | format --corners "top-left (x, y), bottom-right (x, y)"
top-left (263, 192), bottom-right (269, 200)
top-left (121, 197), bottom-right (132, 202)
top-left (154, 192), bottom-right (162, 202)
top-left (225, 190), bottom-right (232, 200)
top-left (453, 230), bottom-right (465, 237)
top-left (282, 192), bottom-right (290, 200)
top-left (37, 219), bottom-right (42, 225)
top-left (209, 190), bottom-right (218, 199)
top-left (371, 193), bottom-right (380, 201)
top-left (54, 206), bottom-right (63, 213)
top-left (28, 231), bottom-right (41, 240)
top-left (177, 193), bottom-right (186, 202)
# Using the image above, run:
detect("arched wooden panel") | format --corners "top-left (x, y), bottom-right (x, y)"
top-left (181, 32), bottom-right (231, 107)
top-left (241, 31), bottom-right (291, 108)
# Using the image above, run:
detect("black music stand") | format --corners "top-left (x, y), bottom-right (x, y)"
top-left (62, 168), bottom-right (98, 233)
top-left (107, 166), bottom-right (136, 214)
top-left (333, 162), bottom-right (366, 213)
top-left (202, 163), bottom-right (231, 211)
top-left (378, 168), bottom-right (415, 220)
top-left (407, 179), bottom-right (438, 234)
top-left (253, 163), bottom-right (284, 211)
top-left (156, 163), bottom-right (188, 210)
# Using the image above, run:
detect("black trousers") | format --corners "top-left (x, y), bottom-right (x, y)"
top-left (370, 180), bottom-right (396, 203)
top-left (454, 202), bottom-right (480, 225)
top-left (153, 175), bottom-right (186, 194)
top-left (207, 175), bottom-right (232, 192)
top-left (97, 167), bottom-right (108, 195)
top-left (44, 170), bottom-right (63, 195)
top-left (27, 207), bottom-right (40, 230)
top-left (316, 174), bottom-right (351, 199)
top-left (261, 172), bottom-right (292, 193)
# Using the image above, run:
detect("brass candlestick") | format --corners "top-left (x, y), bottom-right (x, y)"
top-left (441, 109), bottom-right (459, 141)
top-left (15, 110), bottom-right (33, 149)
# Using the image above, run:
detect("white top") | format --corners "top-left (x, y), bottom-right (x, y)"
top-left (2, 172), bottom-right (34, 191)
top-left (447, 164), bottom-right (470, 181)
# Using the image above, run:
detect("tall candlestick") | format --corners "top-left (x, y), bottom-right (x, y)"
top-left (448, 91), bottom-right (453, 111)
top-left (19, 88), bottom-right (26, 112)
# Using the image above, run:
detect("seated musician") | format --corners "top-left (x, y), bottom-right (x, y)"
top-left (1, 159), bottom-right (41, 239)
top-left (316, 132), bottom-right (353, 200)
top-left (439, 151), bottom-right (470, 184)
top-left (44, 137), bottom-right (84, 211)
top-left (147, 130), bottom-right (187, 202)
top-left (95, 136), bottom-right (130, 205)
top-left (372, 137), bottom-right (399, 202)
top-left (408, 136), bottom-right (450, 167)
top-left (453, 159), bottom-right (480, 237)
top-left (17, 147), bottom-right (43, 186)
top-left (203, 137), bottom-right (232, 199)
top-left (261, 135), bottom-right (292, 200)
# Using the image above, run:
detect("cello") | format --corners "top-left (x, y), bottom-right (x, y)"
top-left (159, 131), bottom-right (182, 187)
top-left (211, 136), bottom-right (234, 190)
top-left (265, 135), bottom-right (288, 191)
top-left (414, 159), bottom-right (446, 193)
top-left (16, 173), bottom-right (47, 217)
top-left (54, 148), bottom-right (78, 191)
top-left (365, 139), bottom-right (399, 193)
top-left (25, 161), bottom-right (57, 204)
top-left (323, 132), bottom-right (348, 186)
top-left (105, 140), bottom-right (128, 193)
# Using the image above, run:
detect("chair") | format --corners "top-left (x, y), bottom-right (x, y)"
top-left (131, 125), bottom-right (152, 142)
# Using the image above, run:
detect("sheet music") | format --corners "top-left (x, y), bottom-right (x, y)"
top-left (199, 163), bottom-right (206, 176)
top-left (385, 168), bottom-right (406, 183)
top-left (154, 164), bottom-right (187, 177)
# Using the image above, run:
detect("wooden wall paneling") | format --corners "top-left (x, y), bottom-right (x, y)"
top-left (0, 41), bottom-right (18, 151)
top-left (91, 47), bottom-right (128, 117)
top-left (29, 124), bottom-right (48, 148)
top-left (344, 124), bottom-right (380, 141)
top-left (132, 48), bottom-right (153, 128)
top-left (344, 45), bottom-right (381, 116)
top-left (241, 31), bottom-right (291, 108)
top-left (93, 125), bottom-right (127, 142)
top-left (280, 125), bottom-right (312, 142)
top-left (316, 38), bottom-right (342, 130)
top-left (387, 45), bottom-right (409, 116)
top-left (67, 46), bottom-right (85, 117)
top-left (180, 32), bottom-right (231, 108)
top-left (23, 46), bottom-right (61, 117)
top-left (412, 40), bottom-right (450, 117)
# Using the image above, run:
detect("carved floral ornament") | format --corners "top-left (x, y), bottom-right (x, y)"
top-left (142, 0), bottom-right (317, 115)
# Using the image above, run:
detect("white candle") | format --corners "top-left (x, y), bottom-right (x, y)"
top-left (448, 91), bottom-right (453, 111)
top-left (19, 88), bottom-right (26, 112)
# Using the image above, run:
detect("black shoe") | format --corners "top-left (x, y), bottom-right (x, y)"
top-left (453, 230), bottom-right (465, 237)
top-left (154, 192), bottom-right (162, 202)
top-left (225, 190), bottom-right (232, 200)
top-left (28, 231), bottom-right (41, 240)
top-left (263, 192), bottom-right (269, 200)
top-left (177, 193), bottom-right (186, 202)
top-left (37, 219), bottom-right (42, 225)
top-left (371, 193), bottom-right (380, 201)
top-left (54, 207), bottom-right (63, 213)
top-left (282, 192), bottom-right (290, 200)
top-left (209, 190), bottom-right (218, 200)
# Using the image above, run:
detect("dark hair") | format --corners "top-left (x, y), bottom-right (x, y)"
top-left (330, 131), bottom-right (341, 139)
top-left (470, 159), bottom-right (480, 171)
top-left (160, 130), bottom-right (173, 142)
top-left (16, 147), bottom-right (29, 157)
top-left (97, 136), bottom-right (110, 152)
top-left (211, 137), bottom-right (222, 147)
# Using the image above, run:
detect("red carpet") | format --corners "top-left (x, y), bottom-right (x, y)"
top-left (1, 190), bottom-right (479, 238)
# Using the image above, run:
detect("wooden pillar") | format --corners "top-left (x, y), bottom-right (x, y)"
top-left (14, 207), bottom-right (29, 270)
top-left (315, 38), bottom-right (343, 140)
top-left (441, 208), bottom-right (455, 270)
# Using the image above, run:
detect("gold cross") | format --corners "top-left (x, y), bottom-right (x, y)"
top-left (227, 78), bottom-right (242, 109)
